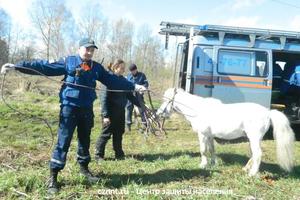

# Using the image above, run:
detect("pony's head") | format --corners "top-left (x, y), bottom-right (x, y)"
top-left (156, 88), bottom-right (179, 118)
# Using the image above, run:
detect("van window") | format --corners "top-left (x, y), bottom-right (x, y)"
top-left (255, 51), bottom-right (268, 77)
top-left (218, 49), bottom-right (268, 77)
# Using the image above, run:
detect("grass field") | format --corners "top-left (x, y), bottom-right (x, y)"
top-left (0, 90), bottom-right (300, 200)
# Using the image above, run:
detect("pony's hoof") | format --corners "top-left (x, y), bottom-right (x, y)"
top-left (211, 159), bottom-right (218, 166)
top-left (242, 166), bottom-right (249, 172)
top-left (199, 163), bottom-right (208, 169)
top-left (248, 171), bottom-right (258, 177)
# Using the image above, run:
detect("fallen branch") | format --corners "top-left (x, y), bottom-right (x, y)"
top-left (137, 91), bottom-right (166, 138)
top-left (11, 188), bottom-right (29, 198)
top-left (1, 163), bottom-right (17, 171)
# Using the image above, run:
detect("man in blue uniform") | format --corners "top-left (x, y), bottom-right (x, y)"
top-left (1, 38), bottom-right (146, 194)
top-left (125, 64), bottom-right (149, 131)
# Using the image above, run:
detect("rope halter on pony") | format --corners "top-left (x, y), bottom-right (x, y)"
top-left (158, 88), bottom-right (198, 121)
top-left (156, 88), bottom-right (178, 131)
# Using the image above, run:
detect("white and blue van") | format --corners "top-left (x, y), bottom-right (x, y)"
top-left (160, 21), bottom-right (300, 123)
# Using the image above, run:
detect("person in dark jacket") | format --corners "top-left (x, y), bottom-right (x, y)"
top-left (1, 38), bottom-right (146, 194)
top-left (95, 59), bottom-right (141, 161)
top-left (280, 62), bottom-right (300, 118)
top-left (126, 64), bottom-right (149, 131)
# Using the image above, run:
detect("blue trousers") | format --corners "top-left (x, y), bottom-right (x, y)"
top-left (50, 105), bottom-right (94, 170)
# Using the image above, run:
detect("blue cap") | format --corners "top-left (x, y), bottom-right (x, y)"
top-left (79, 38), bottom-right (98, 49)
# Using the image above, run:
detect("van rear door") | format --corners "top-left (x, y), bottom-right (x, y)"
top-left (191, 46), bottom-right (214, 97)
top-left (212, 47), bottom-right (272, 108)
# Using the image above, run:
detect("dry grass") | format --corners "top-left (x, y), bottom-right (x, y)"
top-left (1, 71), bottom-right (300, 199)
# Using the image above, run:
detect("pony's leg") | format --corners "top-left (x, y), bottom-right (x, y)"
top-left (242, 158), bottom-right (253, 172)
top-left (248, 137), bottom-right (262, 176)
top-left (208, 137), bottom-right (217, 166)
top-left (198, 133), bottom-right (209, 168)
top-left (243, 143), bottom-right (253, 172)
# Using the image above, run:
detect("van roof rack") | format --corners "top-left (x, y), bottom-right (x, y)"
top-left (160, 21), bottom-right (300, 49)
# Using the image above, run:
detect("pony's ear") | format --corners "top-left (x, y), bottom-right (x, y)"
top-left (164, 88), bottom-right (175, 99)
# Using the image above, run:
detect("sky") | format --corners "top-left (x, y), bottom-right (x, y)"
top-left (1, 0), bottom-right (300, 50)
top-left (94, 0), bottom-right (300, 31)
top-left (1, 0), bottom-right (300, 33)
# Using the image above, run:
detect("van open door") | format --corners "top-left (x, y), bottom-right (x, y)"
top-left (212, 46), bottom-right (272, 108)
top-left (191, 46), bottom-right (214, 97)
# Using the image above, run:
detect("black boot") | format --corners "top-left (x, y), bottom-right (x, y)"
top-left (79, 164), bottom-right (100, 183)
top-left (95, 155), bottom-right (104, 162)
top-left (47, 169), bottom-right (59, 194)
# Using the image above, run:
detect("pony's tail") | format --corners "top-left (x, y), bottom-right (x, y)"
top-left (270, 109), bottom-right (295, 172)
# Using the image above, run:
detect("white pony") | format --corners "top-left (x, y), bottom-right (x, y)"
top-left (157, 88), bottom-right (295, 176)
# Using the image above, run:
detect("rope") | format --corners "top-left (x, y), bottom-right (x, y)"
top-left (14, 66), bottom-right (135, 92)
top-left (0, 65), bottom-right (135, 152)
top-left (1, 66), bottom-right (166, 147)
top-left (158, 89), bottom-right (198, 118)
top-left (1, 66), bottom-right (197, 144)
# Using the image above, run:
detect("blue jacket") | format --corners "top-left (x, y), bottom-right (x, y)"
top-left (290, 65), bottom-right (300, 86)
top-left (16, 55), bottom-right (135, 107)
top-left (126, 71), bottom-right (149, 88)
top-left (100, 71), bottom-right (140, 118)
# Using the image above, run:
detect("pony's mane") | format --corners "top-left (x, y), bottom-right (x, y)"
top-left (176, 88), bottom-right (222, 105)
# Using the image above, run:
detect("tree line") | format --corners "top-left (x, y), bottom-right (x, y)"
top-left (0, 0), bottom-right (173, 82)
